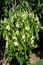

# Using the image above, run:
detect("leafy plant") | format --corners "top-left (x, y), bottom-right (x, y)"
top-left (0, 6), bottom-right (43, 65)
top-left (0, 0), bottom-right (43, 65)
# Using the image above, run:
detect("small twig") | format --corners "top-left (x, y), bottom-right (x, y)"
top-left (15, 0), bottom-right (16, 6)
top-left (0, 59), bottom-right (4, 64)
top-left (0, 56), bottom-right (5, 64)
top-left (19, 0), bottom-right (25, 7)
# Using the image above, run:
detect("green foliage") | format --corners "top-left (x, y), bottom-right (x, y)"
top-left (0, 7), bottom-right (43, 65)
top-left (23, 0), bottom-right (43, 18)
top-left (0, 0), bottom-right (43, 18)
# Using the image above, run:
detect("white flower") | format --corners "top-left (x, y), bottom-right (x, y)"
top-left (16, 22), bottom-right (19, 28)
top-left (6, 41), bottom-right (8, 48)
top-left (22, 34), bottom-right (25, 39)
top-left (31, 35), bottom-right (35, 40)
top-left (36, 26), bottom-right (38, 28)
top-left (34, 16), bottom-right (39, 21)
top-left (24, 39), bottom-right (25, 42)
top-left (22, 14), bottom-right (25, 17)
top-left (32, 44), bottom-right (34, 47)
top-left (13, 41), bottom-right (18, 46)
top-left (6, 25), bottom-right (10, 31)
top-left (22, 53), bottom-right (24, 55)
top-left (16, 30), bottom-right (19, 35)
top-left (31, 35), bottom-right (35, 44)
top-left (5, 36), bottom-right (8, 41)
top-left (25, 27), bottom-right (30, 31)
top-left (17, 49), bottom-right (19, 51)
top-left (31, 40), bottom-right (34, 44)
top-left (13, 36), bottom-right (17, 40)
top-left (3, 18), bottom-right (6, 23)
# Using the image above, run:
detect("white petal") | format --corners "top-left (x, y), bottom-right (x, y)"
top-left (25, 27), bottom-right (30, 31)
top-left (13, 41), bottom-right (18, 46)
top-left (16, 30), bottom-right (19, 35)
top-left (22, 34), bottom-right (25, 39)
top-left (6, 25), bottom-right (10, 31)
